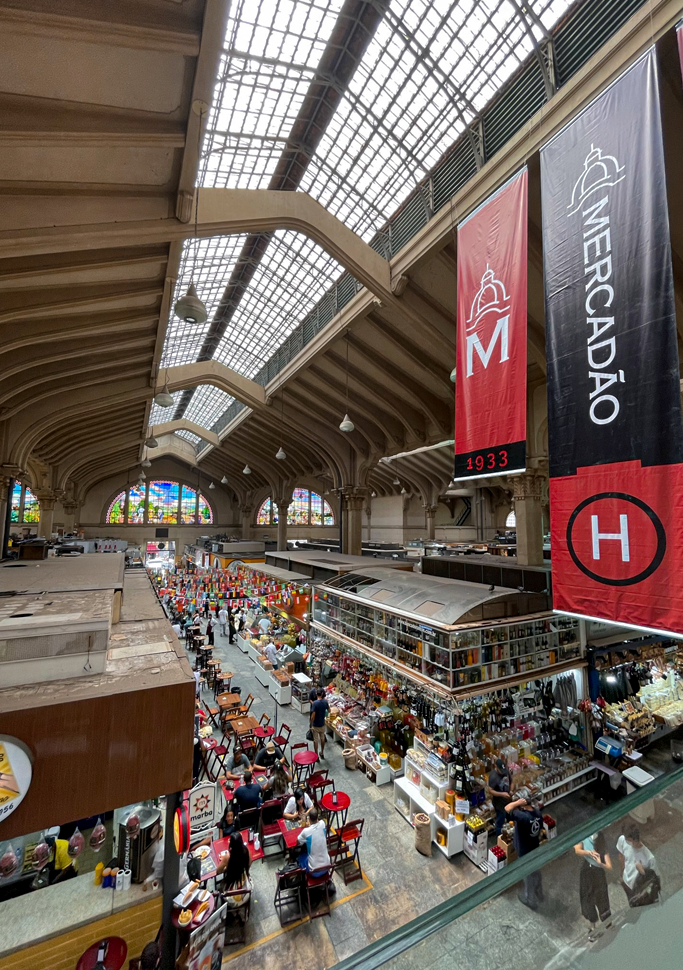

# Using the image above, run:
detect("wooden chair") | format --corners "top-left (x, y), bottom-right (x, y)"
top-left (259, 712), bottom-right (271, 727)
top-left (210, 736), bottom-right (232, 778)
top-left (307, 769), bottom-right (330, 805)
top-left (260, 797), bottom-right (285, 856)
top-left (290, 741), bottom-right (310, 784)
top-left (236, 806), bottom-right (261, 838)
top-left (274, 866), bottom-right (305, 926)
top-left (305, 865), bottom-right (333, 919)
top-left (239, 731), bottom-right (257, 760)
top-left (238, 693), bottom-right (254, 716)
top-left (198, 740), bottom-right (217, 783)
top-left (206, 703), bottom-right (221, 730)
top-left (221, 883), bottom-right (252, 945)
top-left (314, 778), bottom-right (336, 811)
top-left (338, 817), bottom-right (364, 884)
top-left (272, 722), bottom-right (291, 751)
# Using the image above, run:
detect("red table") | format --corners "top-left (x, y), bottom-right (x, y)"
top-left (240, 827), bottom-right (265, 863)
top-left (277, 818), bottom-right (303, 857)
top-left (254, 725), bottom-right (275, 748)
top-left (293, 749), bottom-right (318, 784)
top-left (220, 778), bottom-right (234, 802)
top-left (321, 789), bottom-right (350, 829)
top-left (76, 938), bottom-right (127, 970)
top-left (172, 890), bottom-right (216, 929)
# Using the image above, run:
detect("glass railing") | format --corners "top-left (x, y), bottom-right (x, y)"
top-left (333, 764), bottom-right (683, 970)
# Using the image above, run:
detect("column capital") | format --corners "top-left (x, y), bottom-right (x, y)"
top-left (275, 499), bottom-right (291, 512)
top-left (34, 489), bottom-right (56, 511)
top-left (341, 485), bottom-right (369, 511)
top-left (239, 504), bottom-right (253, 516)
top-left (0, 475), bottom-right (11, 504)
top-left (513, 474), bottom-right (546, 502)
top-left (424, 504), bottom-right (438, 518)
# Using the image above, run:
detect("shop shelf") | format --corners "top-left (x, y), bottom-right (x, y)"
top-left (542, 765), bottom-right (595, 795)
top-left (543, 772), bottom-right (597, 806)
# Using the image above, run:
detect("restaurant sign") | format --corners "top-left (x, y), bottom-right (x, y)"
top-left (0, 736), bottom-right (33, 823)
top-left (189, 781), bottom-right (218, 832)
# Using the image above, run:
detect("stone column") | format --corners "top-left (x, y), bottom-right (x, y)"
top-left (341, 487), bottom-right (368, 556)
top-left (239, 505), bottom-right (253, 541)
top-left (276, 501), bottom-right (290, 550)
top-left (35, 490), bottom-right (56, 538)
top-left (62, 501), bottom-right (79, 534)
top-left (513, 475), bottom-right (545, 566)
top-left (424, 504), bottom-right (438, 541)
top-left (0, 477), bottom-right (10, 546)
top-left (364, 504), bottom-right (371, 542)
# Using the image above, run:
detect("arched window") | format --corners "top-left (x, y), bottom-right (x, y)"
top-left (105, 480), bottom-right (214, 525)
top-left (505, 509), bottom-right (516, 529)
top-left (10, 481), bottom-right (40, 525)
top-left (107, 491), bottom-right (126, 524)
top-left (256, 489), bottom-right (334, 526)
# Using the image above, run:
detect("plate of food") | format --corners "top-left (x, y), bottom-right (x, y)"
top-left (193, 845), bottom-right (211, 860)
top-left (178, 908), bottom-right (192, 927)
top-left (174, 881), bottom-right (199, 907)
top-left (192, 898), bottom-right (212, 925)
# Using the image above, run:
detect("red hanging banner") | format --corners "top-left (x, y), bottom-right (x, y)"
top-left (454, 167), bottom-right (528, 480)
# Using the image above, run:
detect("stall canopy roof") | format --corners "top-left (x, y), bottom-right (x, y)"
top-left (321, 567), bottom-right (527, 626)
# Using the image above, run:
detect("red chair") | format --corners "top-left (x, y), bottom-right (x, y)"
top-left (240, 731), bottom-right (257, 760)
top-left (338, 817), bottom-right (364, 884)
top-left (199, 740), bottom-right (217, 782)
top-left (211, 737), bottom-right (233, 778)
top-left (236, 806), bottom-right (261, 838)
top-left (306, 769), bottom-right (329, 799)
top-left (260, 797), bottom-right (285, 856)
top-left (273, 722), bottom-right (291, 750)
top-left (314, 778), bottom-right (336, 811)
top-left (306, 865), bottom-right (333, 919)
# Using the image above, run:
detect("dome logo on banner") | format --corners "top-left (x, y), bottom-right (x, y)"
top-left (464, 266), bottom-right (511, 378)
top-left (567, 144), bottom-right (625, 216)
top-left (566, 492), bottom-right (666, 586)
top-left (0, 736), bottom-right (33, 823)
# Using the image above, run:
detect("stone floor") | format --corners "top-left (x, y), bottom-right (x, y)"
top-left (190, 624), bottom-right (683, 969)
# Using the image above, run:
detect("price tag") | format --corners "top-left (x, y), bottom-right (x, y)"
top-left (456, 799), bottom-right (470, 815)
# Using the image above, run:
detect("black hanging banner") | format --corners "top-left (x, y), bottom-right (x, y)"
top-left (541, 49), bottom-right (683, 635)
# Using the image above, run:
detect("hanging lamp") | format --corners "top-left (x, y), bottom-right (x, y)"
top-left (174, 107), bottom-right (208, 325)
top-left (276, 390), bottom-right (286, 458)
top-left (393, 476), bottom-right (401, 486)
top-left (339, 333), bottom-right (354, 432)
top-left (221, 474), bottom-right (228, 484)
top-left (145, 435), bottom-right (158, 448)
top-left (450, 367), bottom-right (457, 383)
top-left (154, 370), bottom-right (174, 408)
top-left (209, 481), bottom-right (215, 489)
top-left (276, 447), bottom-right (286, 460)
top-left (243, 465), bottom-right (251, 475)
top-left (139, 470), bottom-right (146, 481)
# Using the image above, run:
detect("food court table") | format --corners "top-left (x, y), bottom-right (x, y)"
top-left (216, 691), bottom-right (241, 711)
top-left (226, 715), bottom-right (259, 737)
top-left (293, 749), bottom-right (318, 783)
top-left (321, 790), bottom-right (350, 829)
top-left (254, 725), bottom-right (275, 747)
top-left (172, 890), bottom-right (216, 929)
top-left (277, 818), bottom-right (303, 857)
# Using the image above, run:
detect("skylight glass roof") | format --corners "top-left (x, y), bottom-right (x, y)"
top-left (160, 0), bottom-right (573, 431)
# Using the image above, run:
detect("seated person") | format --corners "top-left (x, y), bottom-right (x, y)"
top-left (216, 833), bottom-right (252, 907)
top-left (233, 771), bottom-right (263, 812)
top-left (283, 787), bottom-right (313, 821)
top-left (254, 740), bottom-right (285, 769)
top-left (268, 761), bottom-right (292, 797)
top-left (216, 806), bottom-right (237, 839)
top-left (296, 807), bottom-right (331, 876)
top-left (224, 744), bottom-right (251, 781)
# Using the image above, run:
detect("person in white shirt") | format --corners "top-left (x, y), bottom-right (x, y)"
top-left (284, 788), bottom-right (313, 821)
top-left (218, 606), bottom-right (228, 637)
top-left (258, 614), bottom-right (272, 635)
top-left (617, 823), bottom-right (659, 906)
top-left (296, 808), bottom-right (330, 875)
top-left (263, 641), bottom-right (279, 668)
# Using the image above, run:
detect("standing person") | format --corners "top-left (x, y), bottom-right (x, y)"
top-left (308, 683), bottom-right (318, 706)
top-left (258, 612), bottom-right (272, 636)
top-left (310, 687), bottom-right (330, 760)
top-left (203, 594), bottom-right (210, 619)
top-left (616, 822), bottom-right (660, 906)
top-left (206, 618), bottom-right (214, 646)
top-left (229, 608), bottom-right (237, 644)
top-left (488, 758), bottom-right (512, 836)
top-left (506, 789), bottom-right (544, 910)
top-left (575, 831), bottom-right (612, 941)
top-left (263, 641), bottom-right (279, 668)
top-left (218, 604), bottom-right (228, 638)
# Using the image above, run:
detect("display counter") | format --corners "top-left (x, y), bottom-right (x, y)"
top-left (269, 669), bottom-right (292, 705)
top-left (0, 874), bottom-right (161, 961)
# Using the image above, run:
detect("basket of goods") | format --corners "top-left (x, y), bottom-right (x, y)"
top-left (343, 748), bottom-right (357, 770)
top-left (414, 813), bottom-right (432, 856)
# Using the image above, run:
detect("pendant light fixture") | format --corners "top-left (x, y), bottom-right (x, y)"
top-left (393, 476), bottom-right (401, 486)
top-left (174, 105), bottom-right (208, 325)
top-left (145, 435), bottom-right (158, 449)
top-left (276, 389), bottom-right (286, 459)
top-left (339, 333), bottom-right (354, 432)
top-left (209, 481), bottom-right (215, 489)
top-left (400, 486), bottom-right (407, 495)
top-left (221, 474), bottom-right (228, 484)
top-left (450, 367), bottom-right (457, 383)
top-left (154, 370), bottom-right (174, 408)
top-left (243, 465), bottom-right (251, 475)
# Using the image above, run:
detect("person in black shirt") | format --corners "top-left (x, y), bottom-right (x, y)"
top-left (233, 771), bottom-right (263, 813)
top-left (488, 758), bottom-right (511, 836)
top-left (254, 740), bottom-right (285, 768)
top-left (506, 789), bottom-right (544, 910)
top-left (216, 806), bottom-right (237, 839)
top-left (310, 688), bottom-right (330, 760)
top-left (308, 685), bottom-right (318, 705)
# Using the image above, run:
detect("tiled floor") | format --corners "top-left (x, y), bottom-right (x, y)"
top-left (191, 624), bottom-right (683, 969)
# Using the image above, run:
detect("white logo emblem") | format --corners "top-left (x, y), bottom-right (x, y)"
top-left (567, 144), bottom-right (625, 215)
top-left (465, 266), bottom-right (510, 377)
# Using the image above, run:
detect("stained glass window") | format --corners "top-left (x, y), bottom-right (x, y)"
top-left (23, 487), bottom-right (39, 523)
top-left (198, 493), bottom-right (213, 524)
top-left (106, 491), bottom-right (126, 524)
top-left (128, 484), bottom-right (146, 524)
top-left (10, 481), bottom-right (21, 523)
top-left (181, 486), bottom-right (198, 524)
top-left (148, 481), bottom-right (179, 524)
top-left (288, 488), bottom-right (310, 525)
top-left (257, 489), bottom-right (334, 526)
